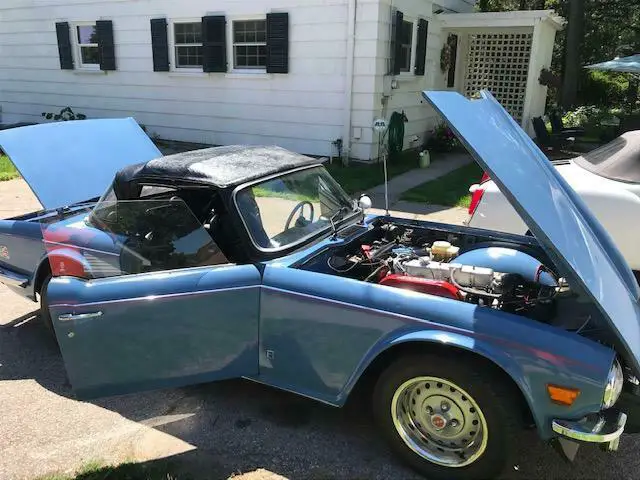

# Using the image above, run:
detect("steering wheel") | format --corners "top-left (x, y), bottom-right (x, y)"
top-left (284, 201), bottom-right (315, 230)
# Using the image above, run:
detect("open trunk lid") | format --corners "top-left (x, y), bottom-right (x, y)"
top-left (0, 118), bottom-right (162, 210)
top-left (423, 90), bottom-right (640, 373)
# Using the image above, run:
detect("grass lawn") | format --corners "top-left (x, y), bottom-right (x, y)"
top-left (0, 155), bottom-right (19, 181)
top-left (38, 461), bottom-right (190, 480)
top-left (326, 150), bottom-right (419, 194)
top-left (400, 162), bottom-right (483, 208)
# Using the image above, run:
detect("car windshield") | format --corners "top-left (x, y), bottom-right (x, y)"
top-left (236, 166), bottom-right (357, 250)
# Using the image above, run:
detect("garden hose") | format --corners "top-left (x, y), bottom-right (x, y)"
top-left (388, 111), bottom-right (408, 157)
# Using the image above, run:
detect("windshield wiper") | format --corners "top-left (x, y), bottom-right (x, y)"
top-left (329, 206), bottom-right (350, 240)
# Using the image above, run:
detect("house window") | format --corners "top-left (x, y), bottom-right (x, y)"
top-left (232, 20), bottom-right (267, 70)
top-left (174, 22), bottom-right (203, 68)
top-left (75, 24), bottom-right (99, 68)
top-left (399, 20), bottom-right (413, 73)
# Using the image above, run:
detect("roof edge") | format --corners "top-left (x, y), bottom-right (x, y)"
top-left (439, 9), bottom-right (565, 30)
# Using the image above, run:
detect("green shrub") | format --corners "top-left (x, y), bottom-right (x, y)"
top-left (578, 70), bottom-right (628, 108)
top-left (562, 105), bottom-right (603, 128)
top-left (562, 105), bottom-right (624, 141)
top-left (425, 122), bottom-right (459, 152)
top-left (42, 107), bottom-right (87, 121)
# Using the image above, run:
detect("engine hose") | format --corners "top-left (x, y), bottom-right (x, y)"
top-left (388, 111), bottom-right (407, 157)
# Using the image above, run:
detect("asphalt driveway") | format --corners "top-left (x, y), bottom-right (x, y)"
top-left (2, 179), bottom-right (640, 480)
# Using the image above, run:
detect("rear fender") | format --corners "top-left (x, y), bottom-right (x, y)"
top-left (32, 255), bottom-right (53, 297)
top-left (0, 219), bottom-right (45, 298)
top-left (46, 248), bottom-right (90, 279)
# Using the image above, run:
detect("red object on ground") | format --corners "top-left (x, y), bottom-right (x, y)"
top-left (468, 171), bottom-right (491, 216)
top-left (468, 187), bottom-right (485, 216)
top-left (379, 274), bottom-right (461, 300)
top-left (469, 172), bottom-right (491, 215)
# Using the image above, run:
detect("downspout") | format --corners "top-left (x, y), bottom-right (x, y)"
top-left (342, 0), bottom-right (357, 162)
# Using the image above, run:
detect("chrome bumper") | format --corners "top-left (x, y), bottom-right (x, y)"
top-left (552, 409), bottom-right (627, 452)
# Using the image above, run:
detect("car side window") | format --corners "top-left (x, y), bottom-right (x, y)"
top-left (139, 185), bottom-right (177, 198)
top-left (44, 199), bottom-right (230, 279)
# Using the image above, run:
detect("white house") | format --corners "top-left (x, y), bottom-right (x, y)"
top-left (0, 0), bottom-right (563, 161)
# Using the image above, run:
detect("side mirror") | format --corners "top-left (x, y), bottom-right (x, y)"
top-left (358, 194), bottom-right (372, 211)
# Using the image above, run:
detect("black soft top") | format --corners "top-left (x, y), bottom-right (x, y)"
top-left (114, 145), bottom-right (320, 191)
top-left (574, 131), bottom-right (640, 183)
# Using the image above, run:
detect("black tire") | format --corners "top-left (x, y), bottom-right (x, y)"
top-left (373, 353), bottom-right (521, 480)
top-left (39, 275), bottom-right (56, 338)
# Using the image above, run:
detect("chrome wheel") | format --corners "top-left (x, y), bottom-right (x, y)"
top-left (391, 376), bottom-right (488, 468)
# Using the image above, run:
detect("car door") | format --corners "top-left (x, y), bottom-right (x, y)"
top-left (42, 198), bottom-right (261, 399)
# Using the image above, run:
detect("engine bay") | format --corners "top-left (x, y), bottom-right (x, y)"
top-left (296, 219), bottom-right (603, 329)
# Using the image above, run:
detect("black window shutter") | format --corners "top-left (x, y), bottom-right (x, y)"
top-left (55, 22), bottom-right (74, 70)
top-left (266, 12), bottom-right (289, 74)
top-left (150, 18), bottom-right (170, 71)
top-left (202, 15), bottom-right (227, 73)
top-left (96, 20), bottom-right (116, 71)
top-left (447, 34), bottom-right (458, 88)
top-left (391, 10), bottom-right (404, 75)
top-left (414, 19), bottom-right (428, 76)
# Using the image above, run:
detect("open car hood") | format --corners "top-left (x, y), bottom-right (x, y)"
top-left (0, 118), bottom-right (162, 209)
top-left (423, 90), bottom-right (640, 373)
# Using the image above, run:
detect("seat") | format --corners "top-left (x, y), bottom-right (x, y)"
top-left (549, 110), bottom-right (586, 137)
top-left (532, 116), bottom-right (576, 150)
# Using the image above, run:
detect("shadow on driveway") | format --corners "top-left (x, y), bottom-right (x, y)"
top-left (1, 315), bottom-right (638, 479)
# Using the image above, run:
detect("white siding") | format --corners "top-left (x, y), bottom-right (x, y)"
top-left (0, 0), bottom-right (350, 157)
top-left (370, 0), bottom-right (440, 160)
top-left (351, 0), bottom-right (472, 160)
top-left (0, 0), bottom-right (475, 161)
top-left (349, 0), bottom-right (384, 160)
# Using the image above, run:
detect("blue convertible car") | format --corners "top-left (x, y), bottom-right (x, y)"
top-left (1, 91), bottom-right (639, 479)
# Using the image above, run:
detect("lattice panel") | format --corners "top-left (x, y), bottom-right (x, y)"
top-left (463, 33), bottom-right (532, 122)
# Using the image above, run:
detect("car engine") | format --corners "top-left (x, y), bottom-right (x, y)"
top-left (325, 224), bottom-right (561, 320)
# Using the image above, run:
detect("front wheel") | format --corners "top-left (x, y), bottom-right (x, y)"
top-left (373, 353), bottom-right (521, 480)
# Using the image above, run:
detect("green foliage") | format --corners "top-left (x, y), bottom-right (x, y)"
top-left (0, 155), bottom-right (19, 181)
top-left (562, 105), bottom-right (604, 128)
top-left (562, 105), bottom-right (625, 140)
top-left (42, 107), bottom-right (87, 121)
top-left (579, 70), bottom-right (629, 107)
top-left (477, 0), bottom-right (640, 110)
top-left (37, 460), bottom-right (187, 480)
top-left (425, 122), bottom-right (459, 153)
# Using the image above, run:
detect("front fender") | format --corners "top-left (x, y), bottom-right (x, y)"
top-left (260, 266), bottom-right (614, 440)
top-left (340, 326), bottom-right (612, 439)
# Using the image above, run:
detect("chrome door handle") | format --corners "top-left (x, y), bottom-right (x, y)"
top-left (58, 311), bottom-right (103, 322)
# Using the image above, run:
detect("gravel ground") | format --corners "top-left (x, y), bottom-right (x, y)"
top-left (2, 179), bottom-right (640, 480)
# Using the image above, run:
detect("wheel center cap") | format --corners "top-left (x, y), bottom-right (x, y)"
top-left (430, 413), bottom-right (447, 431)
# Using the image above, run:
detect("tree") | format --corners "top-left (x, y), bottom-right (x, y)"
top-left (478, 0), bottom-right (547, 11)
top-left (560, 0), bottom-right (584, 108)
top-left (478, 0), bottom-right (640, 110)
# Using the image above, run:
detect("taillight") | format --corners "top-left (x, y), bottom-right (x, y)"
top-left (468, 171), bottom-right (489, 216)
top-left (468, 184), bottom-right (485, 216)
